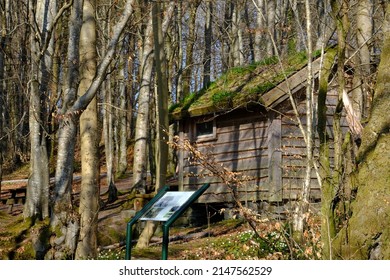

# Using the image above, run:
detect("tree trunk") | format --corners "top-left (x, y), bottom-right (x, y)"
top-left (49, 0), bottom-right (83, 260)
top-left (175, 0), bottom-right (184, 101)
top-left (132, 4), bottom-right (154, 193)
top-left (100, 0), bottom-right (118, 204)
top-left (315, 0), bottom-right (335, 50)
top-left (318, 48), bottom-right (338, 259)
top-left (292, 0), bottom-right (314, 241)
top-left (134, 1), bottom-right (174, 249)
top-left (319, 0), bottom-right (355, 260)
top-left (266, 0), bottom-right (276, 56)
top-left (117, 33), bottom-right (130, 178)
top-left (334, 2), bottom-right (390, 259)
top-left (48, 0), bottom-right (136, 259)
top-left (203, 1), bottom-right (212, 88)
top-left (353, 0), bottom-right (373, 120)
top-left (75, 0), bottom-right (99, 260)
top-left (290, 0), bottom-right (306, 53)
top-left (229, 1), bottom-right (245, 67)
top-left (24, 0), bottom-right (57, 221)
top-left (103, 72), bottom-right (117, 204)
top-left (0, 0), bottom-right (6, 198)
top-left (254, 0), bottom-right (265, 61)
top-left (182, 0), bottom-right (201, 95)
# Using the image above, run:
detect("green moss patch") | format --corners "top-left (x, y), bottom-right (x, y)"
top-left (0, 212), bottom-right (53, 260)
top-left (170, 50), bottom-right (317, 120)
top-left (336, 134), bottom-right (390, 259)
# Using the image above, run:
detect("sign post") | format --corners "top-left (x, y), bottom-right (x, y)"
top-left (125, 185), bottom-right (170, 260)
top-left (125, 183), bottom-right (210, 260)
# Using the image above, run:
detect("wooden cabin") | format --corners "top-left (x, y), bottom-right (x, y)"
top-left (170, 50), bottom-right (348, 219)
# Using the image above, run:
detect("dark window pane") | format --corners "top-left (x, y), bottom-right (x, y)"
top-left (196, 121), bottom-right (213, 137)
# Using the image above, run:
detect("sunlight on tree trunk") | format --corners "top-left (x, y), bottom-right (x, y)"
top-left (24, 0), bottom-right (57, 221)
top-left (49, 0), bottom-right (83, 260)
top-left (132, 4), bottom-right (153, 194)
top-left (135, 1), bottom-right (174, 249)
top-left (75, 0), bottom-right (99, 260)
top-left (331, 2), bottom-right (390, 259)
top-left (292, 0), bottom-right (314, 242)
top-left (318, 48), bottom-right (337, 260)
top-left (49, 0), bottom-right (136, 259)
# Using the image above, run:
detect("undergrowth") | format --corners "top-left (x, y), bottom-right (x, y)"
top-left (98, 214), bottom-right (322, 260)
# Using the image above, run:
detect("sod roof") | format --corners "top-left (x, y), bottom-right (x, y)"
top-left (169, 49), bottom-right (328, 121)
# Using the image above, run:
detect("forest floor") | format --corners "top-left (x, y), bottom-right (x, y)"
top-left (0, 170), bottom-right (256, 260)
top-left (0, 167), bottom-right (321, 260)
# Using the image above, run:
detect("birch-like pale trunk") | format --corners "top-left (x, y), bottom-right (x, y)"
top-left (182, 0), bottom-right (201, 96)
top-left (24, 0), bottom-right (57, 220)
top-left (75, 0), bottom-right (99, 260)
top-left (49, 0), bottom-right (83, 260)
top-left (266, 0), bottom-right (276, 56)
top-left (354, 0), bottom-right (373, 120)
top-left (49, 0), bottom-right (136, 259)
top-left (132, 6), bottom-right (154, 194)
top-left (203, 1), bottom-right (212, 88)
top-left (101, 2), bottom-right (118, 203)
top-left (292, 0), bottom-right (314, 241)
top-left (175, 1), bottom-right (184, 101)
top-left (231, 1), bottom-right (244, 66)
top-left (254, 0), bottom-right (264, 61)
top-left (135, 1), bottom-right (174, 249)
top-left (117, 33), bottom-right (130, 177)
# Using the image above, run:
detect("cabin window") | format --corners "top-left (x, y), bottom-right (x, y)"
top-left (195, 120), bottom-right (216, 141)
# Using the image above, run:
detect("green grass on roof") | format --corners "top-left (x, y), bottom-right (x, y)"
top-left (170, 50), bottom-right (318, 119)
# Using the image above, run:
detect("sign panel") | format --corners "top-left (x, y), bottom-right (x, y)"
top-left (139, 191), bottom-right (195, 221)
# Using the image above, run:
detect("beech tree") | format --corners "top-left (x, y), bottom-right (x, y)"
top-left (75, 0), bottom-right (99, 260)
top-left (132, 3), bottom-right (154, 194)
top-left (49, 0), bottom-right (136, 259)
top-left (331, 0), bottom-right (390, 260)
top-left (292, 0), bottom-right (315, 241)
top-left (135, 0), bottom-right (174, 249)
top-left (24, 0), bottom-right (59, 220)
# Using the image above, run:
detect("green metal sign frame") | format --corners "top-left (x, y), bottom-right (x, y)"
top-left (125, 183), bottom-right (210, 260)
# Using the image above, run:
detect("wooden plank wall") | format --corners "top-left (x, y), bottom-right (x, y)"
top-left (178, 89), bottom-right (349, 206)
top-left (280, 88), bottom-right (349, 201)
top-left (180, 110), bottom-right (271, 203)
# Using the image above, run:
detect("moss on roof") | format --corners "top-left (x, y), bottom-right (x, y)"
top-left (170, 50), bottom-right (321, 120)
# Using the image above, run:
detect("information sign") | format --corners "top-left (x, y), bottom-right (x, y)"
top-left (125, 183), bottom-right (210, 260)
top-left (139, 191), bottom-right (195, 221)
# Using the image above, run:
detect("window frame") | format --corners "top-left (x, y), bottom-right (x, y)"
top-left (194, 119), bottom-right (216, 142)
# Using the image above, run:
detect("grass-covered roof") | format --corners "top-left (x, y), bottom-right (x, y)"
top-left (170, 50), bottom-right (324, 121)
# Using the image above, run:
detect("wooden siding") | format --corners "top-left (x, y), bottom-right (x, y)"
top-left (280, 88), bottom-right (349, 201)
top-left (176, 76), bottom-right (350, 207)
top-left (179, 110), bottom-right (274, 203)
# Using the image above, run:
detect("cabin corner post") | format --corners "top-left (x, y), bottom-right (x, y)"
top-left (267, 111), bottom-right (282, 202)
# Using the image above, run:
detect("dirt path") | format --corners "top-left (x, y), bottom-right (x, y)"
top-left (0, 173), bottom-right (134, 215)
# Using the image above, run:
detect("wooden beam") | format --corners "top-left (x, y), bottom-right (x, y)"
top-left (262, 56), bottom-right (323, 108)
